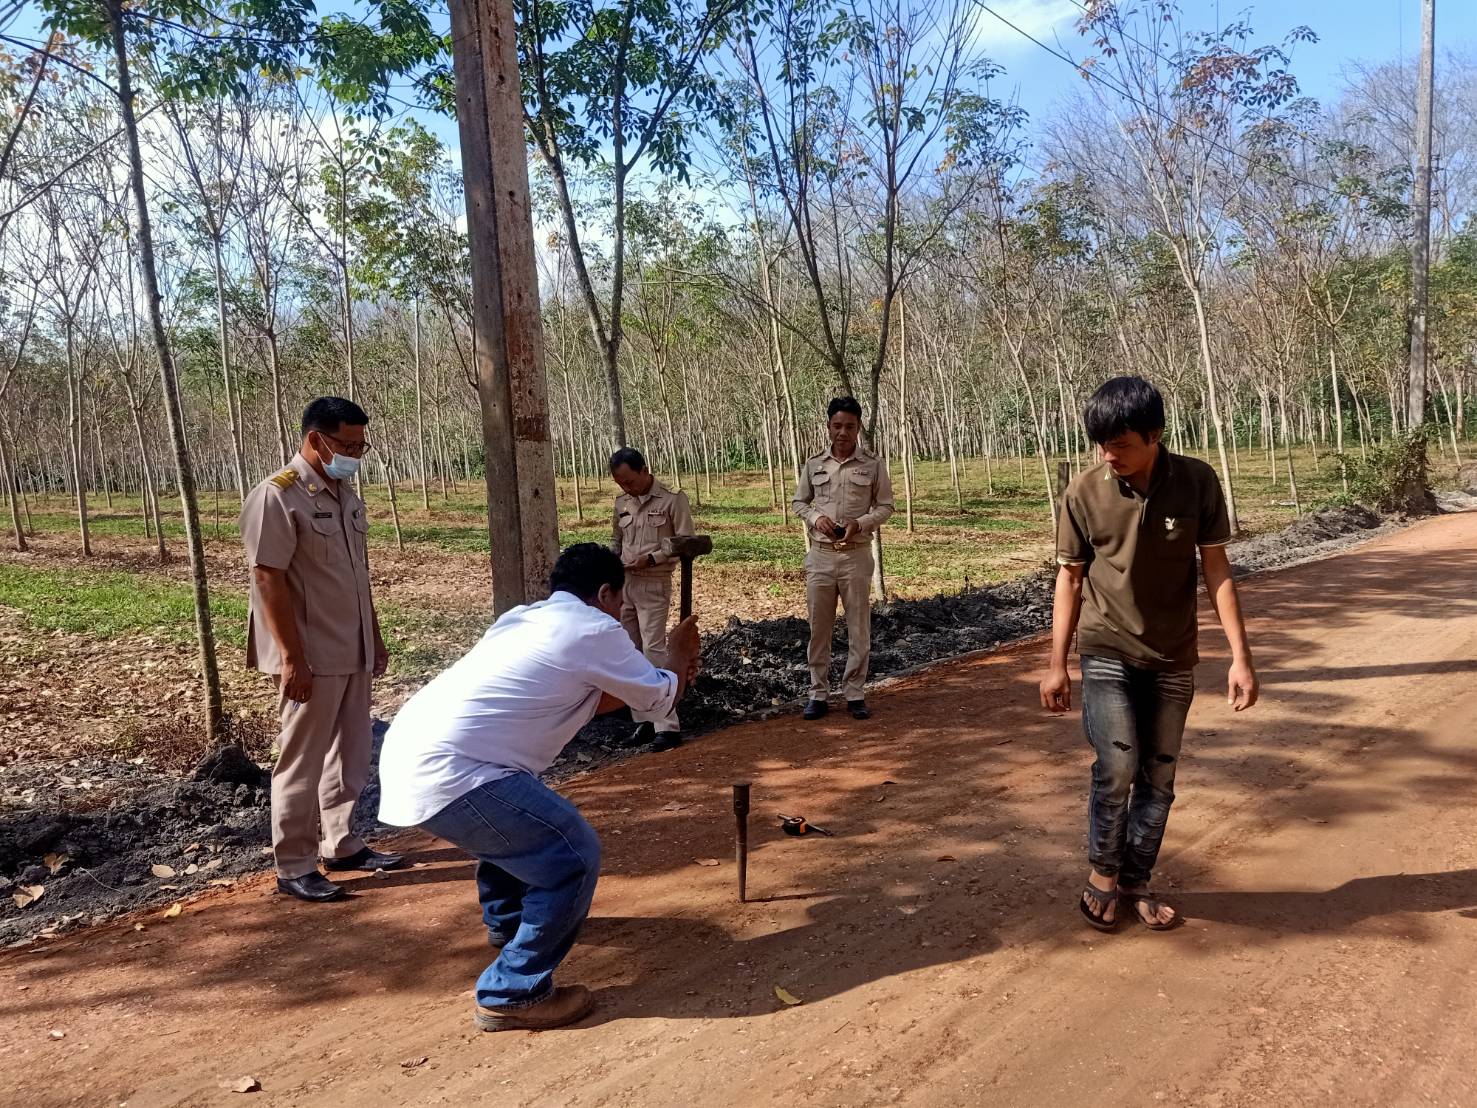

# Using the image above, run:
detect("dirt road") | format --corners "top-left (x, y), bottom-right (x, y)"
top-left (4, 513), bottom-right (1477, 1108)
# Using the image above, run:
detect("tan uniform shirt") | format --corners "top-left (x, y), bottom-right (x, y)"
top-left (791, 446), bottom-right (895, 544)
top-left (611, 480), bottom-right (695, 575)
top-left (240, 453), bottom-right (376, 676)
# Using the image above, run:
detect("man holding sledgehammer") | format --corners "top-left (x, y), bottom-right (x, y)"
top-left (609, 446), bottom-right (698, 750)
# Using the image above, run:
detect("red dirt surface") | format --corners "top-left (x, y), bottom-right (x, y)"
top-left (4, 513), bottom-right (1477, 1107)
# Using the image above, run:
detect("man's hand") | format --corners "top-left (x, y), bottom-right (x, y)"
top-left (667, 615), bottom-right (700, 692)
top-left (373, 638), bottom-right (390, 678)
top-left (1228, 659), bottom-right (1259, 711)
top-left (841, 519), bottom-right (861, 543)
top-left (813, 514), bottom-right (838, 538)
top-left (1040, 665), bottom-right (1072, 713)
top-left (283, 656), bottom-right (314, 703)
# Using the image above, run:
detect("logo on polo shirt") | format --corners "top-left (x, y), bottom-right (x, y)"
top-left (1164, 517), bottom-right (1178, 533)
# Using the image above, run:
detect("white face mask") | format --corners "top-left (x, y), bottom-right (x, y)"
top-left (322, 449), bottom-right (361, 481)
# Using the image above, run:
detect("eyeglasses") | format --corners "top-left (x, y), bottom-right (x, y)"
top-left (320, 432), bottom-right (373, 458)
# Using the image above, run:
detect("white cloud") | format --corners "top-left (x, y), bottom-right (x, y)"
top-left (969, 0), bottom-right (1081, 56)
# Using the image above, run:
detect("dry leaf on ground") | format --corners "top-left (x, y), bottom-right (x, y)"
top-left (401, 1056), bottom-right (428, 1069)
top-left (12, 885), bottom-right (45, 909)
top-left (774, 985), bottom-right (803, 1006)
top-left (43, 852), bottom-right (69, 875)
top-left (693, 858), bottom-right (721, 867)
top-left (223, 1076), bottom-right (260, 1093)
top-left (150, 863), bottom-right (176, 879)
top-left (163, 903), bottom-right (182, 918)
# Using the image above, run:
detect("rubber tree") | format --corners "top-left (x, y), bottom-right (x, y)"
top-left (30, 0), bottom-right (440, 749)
top-left (516, 0), bottom-right (745, 447)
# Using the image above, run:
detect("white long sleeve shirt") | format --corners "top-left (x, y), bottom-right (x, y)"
top-left (377, 590), bottom-right (679, 826)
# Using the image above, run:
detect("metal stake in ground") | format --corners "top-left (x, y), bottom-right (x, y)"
top-left (732, 782), bottom-right (751, 902)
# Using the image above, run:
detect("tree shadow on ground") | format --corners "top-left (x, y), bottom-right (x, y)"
top-left (2, 533), bottom-right (1475, 1036)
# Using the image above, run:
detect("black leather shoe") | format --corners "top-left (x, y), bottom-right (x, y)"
top-left (277, 872), bottom-right (344, 902)
top-left (651, 731), bottom-right (683, 752)
top-left (625, 721), bottom-right (656, 748)
top-left (848, 700), bottom-right (871, 720)
top-left (324, 846), bottom-right (406, 872)
top-left (802, 699), bottom-right (829, 721)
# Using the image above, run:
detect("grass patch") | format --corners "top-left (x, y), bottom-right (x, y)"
top-left (0, 563), bottom-right (248, 648)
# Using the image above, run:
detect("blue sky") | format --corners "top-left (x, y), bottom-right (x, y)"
top-left (5, 0), bottom-right (1472, 171)
top-left (970, 0), bottom-right (1471, 131)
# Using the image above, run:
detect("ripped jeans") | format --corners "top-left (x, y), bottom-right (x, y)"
top-left (1080, 654), bottom-right (1195, 887)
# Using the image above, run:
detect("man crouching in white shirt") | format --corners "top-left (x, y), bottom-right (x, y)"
top-left (378, 543), bottom-right (700, 1031)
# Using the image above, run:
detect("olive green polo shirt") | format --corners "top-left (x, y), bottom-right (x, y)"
top-left (1056, 449), bottom-right (1232, 671)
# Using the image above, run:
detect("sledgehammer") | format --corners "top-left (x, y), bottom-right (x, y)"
top-left (660, 534), bottom-right (713, 620)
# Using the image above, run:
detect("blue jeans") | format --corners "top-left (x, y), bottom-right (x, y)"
top-left (1080, 655), bottom-right (1195, 887)
top-left (420, 771), bottom-right (601, 1009)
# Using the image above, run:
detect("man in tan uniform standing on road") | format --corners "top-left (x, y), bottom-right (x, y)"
top-left (792, 396), bottom-right (895, 722)
top-left (241, 397), bottom-right (406, 903)
top-left (610, 447), bottom-right (695, 751)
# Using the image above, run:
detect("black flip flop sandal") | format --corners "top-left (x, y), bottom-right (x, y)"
top-left (1121, 890), bottom-right (1182, 931)
top-left (1079, 882), bottom-right (1119, 932)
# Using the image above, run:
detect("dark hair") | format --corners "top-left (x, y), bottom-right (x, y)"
top-left (302, 397), bottom-right (370, 437)
top-left (609, 446), bottom-right (647, 474)
top-left (549, 542), bottom-right (625, 601)
top-left (827, 396), bottom-right (863, 422)
top-left (1082, 376), bottom-right (1165, 445)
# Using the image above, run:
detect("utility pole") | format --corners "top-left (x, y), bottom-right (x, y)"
top-left (1407, 0), bottom-right (1435, 430)
top-left (448, 0), bottom-right (560, 613)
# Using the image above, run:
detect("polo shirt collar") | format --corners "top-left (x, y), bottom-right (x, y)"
top-left (1109, 445), bottom-right (1172, 497)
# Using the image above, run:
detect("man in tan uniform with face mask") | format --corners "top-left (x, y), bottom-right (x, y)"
top-left (792, 396), bottom-right (895, 722)
top-left (240, 396), bottom-right (406, 903)
top-left (609, 447), bottom-right (695, 751)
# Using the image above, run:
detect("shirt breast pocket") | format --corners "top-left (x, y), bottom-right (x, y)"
top-left (310, 515), bottom-right (346, 564)
top-left (646, 509), bottom-right (670, 531)
top-left (810, 470), bottom-right (833, 508)
top-left (350, 511), bottom-right (369, 562)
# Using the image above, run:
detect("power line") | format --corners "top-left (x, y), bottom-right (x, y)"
top-left (971, 0), bottom-right (1343, 200)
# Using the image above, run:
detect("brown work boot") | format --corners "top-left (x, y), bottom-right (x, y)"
top-left (474, 985), bottom-right (594, 1032)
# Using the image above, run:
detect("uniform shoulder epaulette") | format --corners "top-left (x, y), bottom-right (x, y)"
top-left (268, 468), bottom-right (298, 490)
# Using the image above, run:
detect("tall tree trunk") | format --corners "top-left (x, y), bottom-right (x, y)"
top-left (212, 236), bottom-right (248, 501)
top-left (1188, 285), bottom-right (1239, 533)
top-left (560, 371), bottom-right (584, 523)
top-left (126, 399), bottom-right (166, 563)
top-left (1278, 388), bottom-right (1301, 517)
top-left (412, 296), bottom-right (430, 510)
top-left (898, 292), bottom-right (914, 533)
top-left (0, 410), bottom-right (24, 552)
top-left (64, 323), bottom-right (92, 556)
top-left (266, 332), bottom-right (290, 465)
top-left (108, 0), bottom-right (222, 743)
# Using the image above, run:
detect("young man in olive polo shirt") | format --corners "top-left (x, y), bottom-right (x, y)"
top-left (1040, 376), bottom-right (1259, 931)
